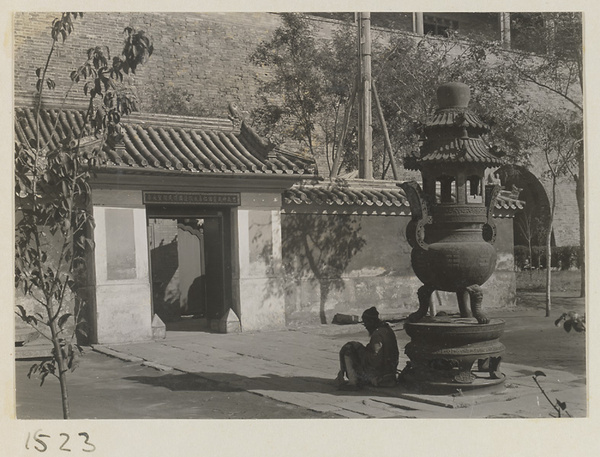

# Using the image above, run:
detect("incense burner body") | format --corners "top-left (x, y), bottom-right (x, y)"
top-left (400, 82), bottom-right (503, 324)
top-left (411, 225), bottom-right (496, 293)
top-left (398, 82), bottom-right (508, 393)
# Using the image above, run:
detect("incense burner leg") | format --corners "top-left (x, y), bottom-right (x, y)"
top-left (478, 356), bottom-right (503, 379)
top-left (467, 284), bottom-right (489, 324)
top-left (457, 288), bottom-right (472, 318)
top-left (408, 284), bottom-right (435, 322)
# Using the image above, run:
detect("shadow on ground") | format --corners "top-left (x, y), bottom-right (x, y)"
top-left (124, 371), bottom-right (398, 397)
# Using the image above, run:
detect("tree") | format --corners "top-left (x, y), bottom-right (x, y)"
top-left (250, 14), bottom-right (584, 310)
top-left (250, 14), bottom-right (361, 174)
top-left (525, 110), bottom-right (580, 316)
top-left (15, 12), bottom-right (153, 419)
top-left (373, 31), bottom-right (533, 172)
top-left (250, 15), bottom-right (535, 180)
top-left (515, 206), bottom-right (548, 271)
top-left (282, 209), bottom-right (366, 324)
top-left (494, 13), bottom-right (584, 297)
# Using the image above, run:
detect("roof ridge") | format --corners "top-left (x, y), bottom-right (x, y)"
top-left (124, 112), bottom-right (235, 132)
top-left (14, 101), bottom-right (236, 133)
top-left (14, 106), bottom-right (315, 177)
top-left (296, 178), bottom-right (403, 189)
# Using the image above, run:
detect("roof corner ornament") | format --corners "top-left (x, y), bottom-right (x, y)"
top-left (228, 102), bottom-right (244, 129)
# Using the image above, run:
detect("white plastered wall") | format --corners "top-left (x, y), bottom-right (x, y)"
top-left (233, 208), bottom-right (285, 331)
top-left (92, 206), bottom-right (152, 343)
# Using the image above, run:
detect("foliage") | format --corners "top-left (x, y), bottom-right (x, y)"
top-left (15, 12), bottom-right (152, 418)
top-left (493, 12), bottom-right (584, 298)
top-left (375, 31), bottom-right (533, 168)
top-left (514, 205), bottom-right (549, 267)
top-left (514, 245), bottom-right (581, 271)
top-left (554, 312), bottom-right (585, 333)
top-left (250, 14), bottom-right (538, 178)
top-left (147, 86), bottom-right (220, 118)
top-left (533, 371), bottom-right (572, 417)
top-left (251, 12), bottom-right (585, 306)
top-left (503, 13), bottom-right (583, 112)
top-left (282, 202), bottom-right (367, 324)
top-left (522, 110), bottom-right (580, 315)
top-left (250, 13), bottom-right (360, 172)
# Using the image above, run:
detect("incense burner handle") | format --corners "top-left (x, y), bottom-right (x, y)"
top-left (483, 184), bottom-right (501, 245)
top-left (400, 181), bottom-right (432, 251)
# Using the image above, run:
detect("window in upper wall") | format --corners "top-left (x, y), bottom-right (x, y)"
top-left (510, 13), bottom-right (546, 54)
top-left (423, 15), bottom-right (459, 37)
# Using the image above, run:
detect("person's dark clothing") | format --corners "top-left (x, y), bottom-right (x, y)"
top-left (338, 322), bottom-right (399, 387)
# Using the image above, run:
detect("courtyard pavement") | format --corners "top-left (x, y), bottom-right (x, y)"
top-left (90, 297), bottom-right (587, 419)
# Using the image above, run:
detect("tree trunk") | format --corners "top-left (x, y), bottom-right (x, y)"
top-left (48, 310), bottom-right (70, 419)
top-left (545, 176), bottom-right (557, 318)
top-left (528, 238), bottom-right (533, 279)
top-left (576, 153), bottom-right (585, 297)
top-left (545, 227), bottom-right (552, 317)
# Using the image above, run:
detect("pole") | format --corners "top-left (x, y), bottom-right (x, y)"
top-left (330, 78), bottom-right (358, 178)
top-left (372, 80), bottom-right (399, 180)
top-left (359, 12), bottom-right (373, 180)
top-left (357, 14), bottom-right (364, 177)
top-left (500, 13), bottom-right (511, 48)
top-left (415, 13), bottom-right (424, 35)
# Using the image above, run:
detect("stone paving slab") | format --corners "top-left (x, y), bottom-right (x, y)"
top-left (92, 326), bottom-right (587, 419)
top-left (333, 399), bottom-right (401, 418)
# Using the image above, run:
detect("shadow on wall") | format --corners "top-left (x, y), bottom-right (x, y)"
top-left (151, 241), bottom-right (180, 322)
top-left (280, 214), bottom-right (367, 324)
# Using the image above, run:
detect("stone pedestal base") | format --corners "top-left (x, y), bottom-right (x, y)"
top-left (400, 317), bottom-right (506, 395)
top-left (151, 314), bottom-right (166, 340)
top-left (210, 309), bottom-right (242, 333)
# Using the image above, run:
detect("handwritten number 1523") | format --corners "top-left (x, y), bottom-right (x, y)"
top-left (26, 430), bottom-right (96, 453)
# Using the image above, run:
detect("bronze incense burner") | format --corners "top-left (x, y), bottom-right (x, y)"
top-left (399, 82), bottom-right (506, 393)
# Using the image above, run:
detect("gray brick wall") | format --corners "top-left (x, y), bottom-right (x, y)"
top-left (13, 11), bottom-right (581, 247)
top-left (14, 12), bottom-right (283, 117)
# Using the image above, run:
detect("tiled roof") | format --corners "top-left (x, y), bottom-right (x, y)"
top-left (283, 181), bottom-right (524, 212)
top-left (425, 109), bottom-right (489, 132)
top-left (405, 103), bottom-right (502, 171)
top-left (497, 190), bottom-right (525, 210)
top-left (404, 137), bottom-right (503, 170)
top-left (284, 183), bottom-right (410, 208)
top-left (14, 107), bottom-right (316, 176)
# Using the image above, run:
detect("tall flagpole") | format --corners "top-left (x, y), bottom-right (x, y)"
top-left (358, 12), bottom-right (373, 180)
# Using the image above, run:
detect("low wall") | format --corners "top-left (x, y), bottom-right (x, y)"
top-left (281, 212), bottom-right (516, 326)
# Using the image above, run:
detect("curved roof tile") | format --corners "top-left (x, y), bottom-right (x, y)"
top-left (283, 181), bottom-right (523, 212)
top-left (283, 184), bottom-right (410, 208)
top-left (425, 109), bottom-right (489, 132)
top-left (405, 138), bottom-right (502, 170)
top-left (14, 107), bottom-right (315, 176)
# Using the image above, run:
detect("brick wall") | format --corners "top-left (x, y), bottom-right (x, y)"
top-left (13, 12), bottom-right (581, 246)
top-left (14, 12), bottom-right (285, 117)
top-left (542, 179), bottom-right (581, 247)
top-left (526, 147), bottom-right (581, 247)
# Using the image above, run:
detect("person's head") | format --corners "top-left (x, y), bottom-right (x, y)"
top-left (361, 307), bottom-right (381, 334)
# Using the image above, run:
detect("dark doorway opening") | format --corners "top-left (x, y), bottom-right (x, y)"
top-left (146, 206), bottom-right (232, 332)
top-left (496, 165), bottom-right (557, 270)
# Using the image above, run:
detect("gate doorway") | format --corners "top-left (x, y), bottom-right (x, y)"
top-left (146, 207), bottom-right (232, 332)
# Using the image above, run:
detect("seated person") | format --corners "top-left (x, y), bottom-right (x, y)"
top-left (336, 307), bottom-right (399, 388)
